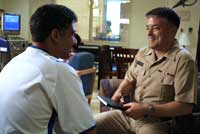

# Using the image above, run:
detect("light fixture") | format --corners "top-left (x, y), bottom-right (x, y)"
top-left (172, 0), bottom-right (198, 8)
top-left (179, 28), bottom-right (191, 48)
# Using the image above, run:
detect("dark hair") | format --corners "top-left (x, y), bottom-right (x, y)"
top-left (74, 33), bottom-right (81, 45)
top-left (145, 7), bottom-right (180, 29)
top-left (30, 4), bottom-right (77, 42)
top-left (72, 33), bottom-right (84, 52)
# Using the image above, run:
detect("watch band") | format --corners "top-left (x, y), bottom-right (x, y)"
top-left (148, 104), bottom-right (155, 114)
top-left (144, 104), bottom-right (155, 117)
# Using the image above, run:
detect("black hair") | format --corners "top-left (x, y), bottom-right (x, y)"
top-left (74, 33), bottom-right (81, 45)
top-left (145, 7), bottom-right (180, 29)
top-left (30, 4), bottom-right (77, 42)
top-left (72, 33), bottom-right (84, 52)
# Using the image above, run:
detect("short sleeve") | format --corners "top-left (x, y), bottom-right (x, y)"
top-left (174, 56), bottom-right (198, 104)
top-left (51, 63), bottom-right (95, 133)
top-left (124, 59), bottom-right (137, 83)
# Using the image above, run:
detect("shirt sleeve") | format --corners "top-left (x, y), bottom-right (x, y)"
top-left (124, 58), bottom-right (137, 83)
top-left (174, 55), bottom-right (198, 104)
top-left (50, 63), bottom-right (96, 133)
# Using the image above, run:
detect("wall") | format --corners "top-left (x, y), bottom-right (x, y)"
top-left (28, 0), bottom-right (54, 41)
top-left (1, 0), bottom-right (53, 41)
top-left (128, 0), bottom-right (199, 58)
top-left (2, 0), bottom-right (30, 40)
top-left (128, 0), bottom-right (167, 48)
top-left (55, 0), bottom-right (90, 40)
top-left (0, 0), bottom-right (3, 9)
top-left (168, 0), bottom-right (200, 58)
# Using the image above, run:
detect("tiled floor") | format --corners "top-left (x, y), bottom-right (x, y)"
top-left (90, 88), bottom-right (100, 115)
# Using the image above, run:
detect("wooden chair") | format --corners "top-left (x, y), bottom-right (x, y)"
top-left (98, 45), bottom-right (118, 88)
top-left (112, 47), bottom-right (138, 78)
top-left (77, 67), bottom-right (96, 104)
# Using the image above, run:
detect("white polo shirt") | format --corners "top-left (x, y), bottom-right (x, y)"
top-left (0, 46), bottom-right (95, 134)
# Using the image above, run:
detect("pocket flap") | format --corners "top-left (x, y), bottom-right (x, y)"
top-left (134, 66), bottom-right (146, 76)
top-left (158, 69), bottom-right (174, 85)
top-left (162, 74), bottom-right (174, 85)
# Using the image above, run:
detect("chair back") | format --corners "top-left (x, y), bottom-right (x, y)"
top-left (99, 45), bottom-right (113, 76)
top-left (68, 52), bottom-right (96, 104)
top-left (98, 45), bottom-right (119, 86)
top-left (113, 48), bottom-right (138, 78)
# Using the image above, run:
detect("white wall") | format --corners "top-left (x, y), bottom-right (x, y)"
top-left (0, 0), bottom-right (3, 9)
top-left (1, 0), bottom-right (53, 41)
top-left (168, 0), bottom-right (200, 58)
top-left (2, 0), bottom-right (30, 40)
top-left (128, 0), bottom-right (167, 48)
top-left (128, 0), bottom-right (199, 57)
top-left (55, 0), bottom-right (90, 40)
top-left (28, 0), bottom-right (54, 41)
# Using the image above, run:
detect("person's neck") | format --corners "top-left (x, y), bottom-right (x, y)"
top-left (154, 40), bottom-right (174, 59)
top-left (32, 42), bottom-right (46, 50)
top-left (31, 41), bottom-right (55, 57)
top-left (154, 50), bottom-right (167, 60)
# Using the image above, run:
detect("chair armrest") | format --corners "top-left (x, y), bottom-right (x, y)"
top-left (76, 67), bottom-right (96, 76)
top-left (100, 79), bottom-right (123, 97)
top-left (76, 67), bottom-right (96, 105)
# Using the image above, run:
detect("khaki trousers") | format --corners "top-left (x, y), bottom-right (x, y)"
top-left (95, 110), bottom-right (169, 134)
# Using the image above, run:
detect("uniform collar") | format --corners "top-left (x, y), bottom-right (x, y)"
top-left (144, 39), bottom-right (182, 61)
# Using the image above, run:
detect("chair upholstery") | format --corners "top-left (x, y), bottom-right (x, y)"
top-left (99, 79), bottom-right (123, 112)
top-left (68, 52), bottom-right (96, 104)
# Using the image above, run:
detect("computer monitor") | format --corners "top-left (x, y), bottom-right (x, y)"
top-left (1, 13), bottom-right (21, 35)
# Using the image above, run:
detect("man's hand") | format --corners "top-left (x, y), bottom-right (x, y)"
top-left (111, 79), bottom-right (134, 103)
top-left (123, 102), bottom-right (148, 119)
top-left (111, 90), bottom-right (123, 103)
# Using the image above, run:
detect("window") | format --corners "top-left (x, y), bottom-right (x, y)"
top-left (91, 0), bottom-right (131, 43)
top-left (55, 0), bottom-right (131, 45)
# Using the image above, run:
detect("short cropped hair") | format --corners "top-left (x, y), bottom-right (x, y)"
top-left (30, 4), bottom-right (77, 42)
top-left (145, 7), bottom-right (180, 29)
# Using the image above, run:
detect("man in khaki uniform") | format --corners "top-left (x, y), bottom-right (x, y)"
top-left (95, 7), bottom-right (197, 134)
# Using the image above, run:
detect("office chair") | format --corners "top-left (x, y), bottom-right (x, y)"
top-left (68, 52), bottom-right (96, 104)
top-left (0, 38), bottom-right (11, 71)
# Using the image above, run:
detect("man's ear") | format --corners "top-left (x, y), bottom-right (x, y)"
top-left (50, 29), bottom-right (60, 43)
top-left (169, 25), bottom-right (178, 37)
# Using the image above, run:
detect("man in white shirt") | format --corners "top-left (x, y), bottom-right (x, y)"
top-left (0, 4), bottom-right (96, 134)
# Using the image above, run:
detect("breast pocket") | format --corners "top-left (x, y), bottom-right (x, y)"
top-left (134, 65), bottom-right (146, 86)
top-left (160, 72), bottom-right (175, 102)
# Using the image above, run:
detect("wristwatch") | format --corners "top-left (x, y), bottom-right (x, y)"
top-left (144, 104), bottom-right (155, 117)
top-left (148, 104), bottom-right (155, 114)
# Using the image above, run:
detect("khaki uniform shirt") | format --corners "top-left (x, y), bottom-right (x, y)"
top-left (125, 41), bottom-right (197, 104)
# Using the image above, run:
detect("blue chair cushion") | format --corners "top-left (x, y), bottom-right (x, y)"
top-left (68, 52), bottom-right (95, 96)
